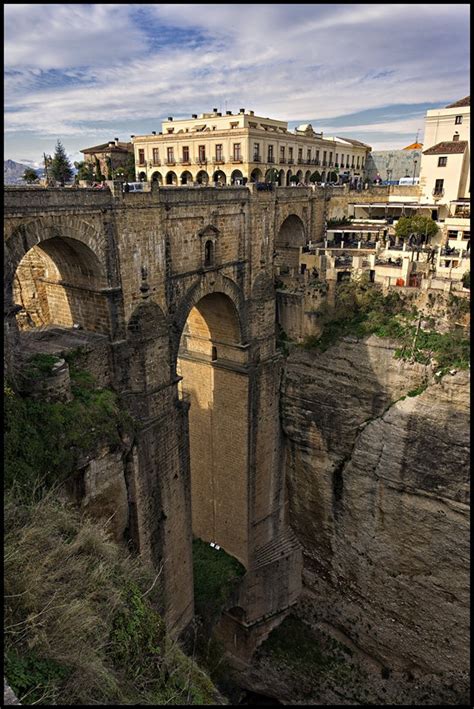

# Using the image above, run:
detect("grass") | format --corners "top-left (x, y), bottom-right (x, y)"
top-left (4, 367), bottom-right (135, 501)
top-left (4, 493), bottom-right (220, 705)
top-left (192, 538), bottom-right (245, 624)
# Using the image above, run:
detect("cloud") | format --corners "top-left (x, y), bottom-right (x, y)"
top-left (4, 3), bottom-right (470, 160)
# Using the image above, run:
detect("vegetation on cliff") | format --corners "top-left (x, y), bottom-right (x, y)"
top-left (5, 354), bottom-right (134, 500)
top-left (302, 279), bottom-right (470, 376)
top-left (4, 493), bottom-right (220, 705)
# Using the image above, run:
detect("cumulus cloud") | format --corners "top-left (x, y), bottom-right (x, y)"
top-left (4, 3), bottom-right (470, 161)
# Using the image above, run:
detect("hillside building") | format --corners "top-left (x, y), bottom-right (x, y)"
top-left (80, 138), bottom-right (133, 179)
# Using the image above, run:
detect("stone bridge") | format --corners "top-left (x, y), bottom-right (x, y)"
top-left (4, 183), bottom-right (325, 657)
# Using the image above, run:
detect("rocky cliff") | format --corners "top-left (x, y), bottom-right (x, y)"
top-left (276, 335), bottom-right (469, 703)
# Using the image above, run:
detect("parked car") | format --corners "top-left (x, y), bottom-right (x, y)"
top-left (123, 182), bottom-right (145, 193)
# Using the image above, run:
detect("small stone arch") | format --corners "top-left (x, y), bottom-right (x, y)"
top-left (231, 169), bottom-right (244, 185)
top-left (204, 240), bottom-right (214, 267)
top-left (166, 171), bottom-right (178, 185)
top-left (305, 170), bottom-right (311, 183)
top-left (250, 168), bottom-right (262, 183)
top-left (151, 171), bottom-right (163, 183)
top-left (278, 169), bottom-right (285, 186)
top-left (196, 170), bottom-right (209, 185)
top-left (276, 214), bottom-right (306, 247)
top-left (296, 170), bottom-right (303, 183)
top-left (180, 171), bottom-right (193, 185)
top-left (286, 169), bottom-right (292, 186)
top-left (213, 170), bottom-right (226, 185)
top-left (138, 171), bottom-right (147, 181)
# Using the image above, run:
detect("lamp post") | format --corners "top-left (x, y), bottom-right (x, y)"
top-left (413, 159), bottom-right (418, 183)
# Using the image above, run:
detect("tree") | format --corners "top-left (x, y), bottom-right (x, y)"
top-left (73, 161), bottom-right (94, 183)
top-left (22, 167), bottom-right (39, 184)
top-left (50, 140), bottom-right (73, 186)
top-left (94, 158), bottom-right (104, 182)
top-left (106, 156), bottom-right (113, 180)
top-left (462, 271), bottom-right (470, 290)
top-left (123, 153), bottom-right (136, 181)
top-left (310, 171), bottom-right (321, 183)
top-left (395, 215), bottom-right (438, 244)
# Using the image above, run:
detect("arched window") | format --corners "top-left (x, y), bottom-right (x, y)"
top-left (204, 240), bottom-right (214, 267)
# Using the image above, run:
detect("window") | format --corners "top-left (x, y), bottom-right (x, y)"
top-left (211, 345), bottom-right (217, 361)
top-left (204, 240), bottom-right (214, 267)
top-left (453, 133), bottom-right (460, 142)
top-left (455, 115), bottom-right (463, 124)
top-left (339, 153), bottom-right (343, 166)
top-left (253, 143), bottom-right (260, 160)
top-left (215, 144), bottom-right (223, 161)
top-left (280, 146), bottom-right (285, 161)
top-left (198, 145), bottom-right (206, 162)
top-left (182, 146), bottom-right (189, 162)
top-left (335, 153), bottom-right (339, 165)
top-left (438, 156), bottom-right (447, 167)
top-left (233, 143), bottom-right (241, 160)
top-left (351, 155), bottom-right (355, 167)
top-left (167, 147), bottom-right (174, 163)
top-left (268, 145), bottom-right (274, 162)
top-left (357, 156), bottom-right (360, 168)
top-left (289, 147), bottom-right (293, 160)
top-left (298, 148), bottom-right (303, 162)
top-left (434, 178), bottom-right (444, 195)
top-left (307, 149), bottom-right (311, 162)
top-left (323, 151), bottom-right (327, 165)
top-left (152, 148), bottom-right (160, 164)
top-left (138, 149), bottom-right (145, 165)
top-left (329, 151), bottom-right (332, 165)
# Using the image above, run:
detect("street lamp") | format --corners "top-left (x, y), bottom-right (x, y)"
top-left (413, 159), bottom-right (418, 183)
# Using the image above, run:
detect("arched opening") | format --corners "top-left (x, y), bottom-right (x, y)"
top-left (166, 171), bottom-right (177, 185)
top-left (286, 170), bottom-right (292, 186)
top-left (296, 170), bottom-right (303, 183)
top-left (213, 170), bottom-right (226, 186)
top-left (13, 236), bottom-right (110, 335)
top-left (196, 170), bottom-right (209, 186)
top-left (278, 169), bottom-right (285, 186)
top-left (204, 240), bottom-right (214, 267)
top-left (231, 169), bottom-right (244, 185)
top-left (265, 168), bottom-right (279, 184)
top-left (138, 171), bottom-right (147, 181)
top-left (151, 171), bottom-right (162, 183)
top-left (180, 171), bottom-right (193, 185)
top-left (177, 292), bottom-right (248, 566)
top-left (250, 168), bottom-right (262, 183)
top-left (305, 170), bottom-right (311, 183)
top-left (274, 214), bottom-right (306, 275)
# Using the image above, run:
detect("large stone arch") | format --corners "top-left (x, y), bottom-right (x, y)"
top-left (171, 272), bottom-right (247, 370)
top-left (274, 214), bottom-right (306, 274)
top-left (125, 299), bottom-right (170, 397)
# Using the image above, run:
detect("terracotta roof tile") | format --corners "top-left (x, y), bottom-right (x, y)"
top-left (422, 141), bottom-right (467, 155)
top-left (445, 96), bottom-right (470, 108)
top-left (81, 141), bottom-right (132, 154)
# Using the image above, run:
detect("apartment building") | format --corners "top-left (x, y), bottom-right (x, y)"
top-left (419, 96), bottom-right (470, 263)
top-left (131, 108), bottom-right (371, 186)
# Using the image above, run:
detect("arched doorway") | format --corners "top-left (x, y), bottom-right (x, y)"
top-left (296, 170), bottom-right (303, 184)
top-left (151, 171), bottom-right (162, 184)
top-left (138, 171), bottom-right (147, 181)
top-left (274, 214), bottom-right (306, 274)
top-left (265, 168), bottom-right (279, 183)
top-left (231, 169), bottom-right (244, 185)
top-left (250, 168), bottom-right (262, 183)
top-left (166, 171), bottom-right (177, 185)
top-left (177, 292), bottom-right (248, 566)
top-left (12, 236), bottom-right (110, 334)
top-left (180, 171), bottom-right (193, 185)
top-left (278, 170), bottom-right (285, 186)
top-left (286, 170), bottom-right (292, 186)
top-left (196, 170), bottom-right (209, 186)
top-left (213, 170), bottom-right (226, 186)
top-left (305, 170), bottom-right (311, 183)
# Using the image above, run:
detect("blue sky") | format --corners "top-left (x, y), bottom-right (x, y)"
top-left (4, 3), bottom-right (470, 167)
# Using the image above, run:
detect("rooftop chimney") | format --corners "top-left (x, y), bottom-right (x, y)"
top-left (114, 137), bottom-right (119, 144)
top-left (249, 110), bottom-right (254, 116)
top-left (216, 112), bottom-right (222, 116)
top-left (239, 108), bottom-right (245, 113)
top-left (226, 110), bottom-right (232, 115)
top-left (168, 116), bottom-right (173, 121)
top-left (152, 131), bottom-right (156, 135)
top-left (192, 114), bottom-right (197, 118)
top-left (213, 107), bottom-right (218, 112)
top-left (131, 135), bottom-right (135, 138)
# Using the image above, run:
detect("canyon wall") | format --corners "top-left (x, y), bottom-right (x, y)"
top-left (280, 335), bottom-right (470, 702)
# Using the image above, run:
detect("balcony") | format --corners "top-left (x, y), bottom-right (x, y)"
top-left (432, 188), bottom-right (445, 198)
top-left (152, 160), bottom-right (161, 167)
top-left (195, 158), bottom-right (207, 165)
top-left (267, 157), bottom-right (275, 163)
top-left (288, 159), bottom-right (294, 165)
top-left (253, 155), bottom-right (261, 162)
top-left (279, 158), bottom-right (286, 164)
top-left (314, 160), bottom-right (320, 166)
top-left (322, 162), bottom-right (327, 167)
top-left (165, 159), bottom-right (176, 166)
top-left (231, 157), bottom-right (243, 163)
top-left (138, 162), bottom-right (146, 167)
top-left (180, 158), bottom-right (191, 165)
top-left (213, 157), bottom-right (225, 164)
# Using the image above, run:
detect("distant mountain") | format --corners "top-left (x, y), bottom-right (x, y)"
top-left (4, 159), bottom-right (41, 185)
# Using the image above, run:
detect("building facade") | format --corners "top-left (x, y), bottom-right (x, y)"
top-left (365, 146), bottom-right (422, 184)
top-left (81, 139), bottom-right (133, 179)
top-left (131, 108), bottom-right (371, 186)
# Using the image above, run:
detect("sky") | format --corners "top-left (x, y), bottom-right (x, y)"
top-left (4, 3), bottom-right (470, 168)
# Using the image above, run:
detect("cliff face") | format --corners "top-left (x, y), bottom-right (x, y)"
top-left (281, 335), bottom-right (469, 697)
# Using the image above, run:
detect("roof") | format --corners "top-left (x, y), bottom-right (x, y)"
top-left (445, 96), bottom-right (470, 108)
top-left (81, 141), bottom-right (132, 154)
top-left (336, 136), bottom-right (371, 149)
top-left (423, 140), bottom-right (468, 155)
top-left (403, 142), bottom-right (423, 150)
